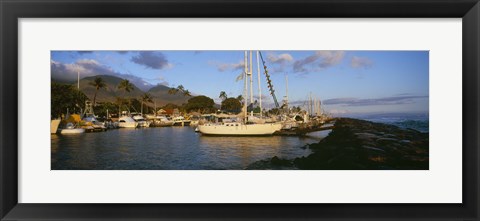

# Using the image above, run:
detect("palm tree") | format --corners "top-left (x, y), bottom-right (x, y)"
top-left (168, 87), bottom-right (178, 95)
top-left (117, 79), bottom-right (134, 114)
top-left (167, 85), bottom-right (191, 97)
top-left (219, 91), bottom-right (227, 101)
top-left (236, 95), bottom-right (244, 102)
top-left (177, 85), bottom-right (185, 92)
top-left (118, 79), bottom-right (134, 93)
top-left (140, 93), bottom-right (153, 115)
top-left (236, 95), bottom-right (244, 106)
top-left (182, 89), bottom-right (191, 97)
top-left (89, 76), bottom-right (107, 106)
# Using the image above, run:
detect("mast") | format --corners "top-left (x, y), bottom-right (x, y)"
top-left (285, 74), bottom-right (289, 110)
top-left (318, 99), bottom-right (321, 116)
top-left (309, 92), bottom-right (313, 116)
top-left (319, 99), bottom-right (322, 115)
top-left (249, 51), bottom-right (254, 117)
top-left (256, 51), bottom-right (262, 117)
top-left (259, 51), bottom-right (280, 108)
top-left (244, 51), bottom-right (248, 121)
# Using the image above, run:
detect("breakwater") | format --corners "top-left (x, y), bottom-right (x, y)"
top-left (247, 118), bottom-right (429, 170)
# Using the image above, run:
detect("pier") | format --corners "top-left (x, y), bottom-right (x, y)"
top-left (274, 123), bottom-right (335, 136)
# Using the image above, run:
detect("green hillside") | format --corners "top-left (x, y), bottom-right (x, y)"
top-left (74, 75), bottom-right (190, 106)
top-left (79, 75), bottom-right (144, 103)
top-left (147, 84), bottom-right (191, 106)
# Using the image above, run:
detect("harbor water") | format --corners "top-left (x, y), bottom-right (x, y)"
top-left (51, 127), bottom-right (331, 170)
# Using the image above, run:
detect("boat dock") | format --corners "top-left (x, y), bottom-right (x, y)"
top-left (274, 123), bottom-right (335, 136)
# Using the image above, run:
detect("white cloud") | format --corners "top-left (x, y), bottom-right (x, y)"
top-left (293, 51), bottom-right (345, 73)
top-left (267, 53), bottom-right (294, 65)
top-left (51, 59), bottom-right (156, 91)
top-left (351, 56), bottom-right (373, 69)
top-left (209, 60), bottom-right (245, 72)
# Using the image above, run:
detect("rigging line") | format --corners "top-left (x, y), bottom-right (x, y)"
top-left (258, 51), bottom-right (280, 109)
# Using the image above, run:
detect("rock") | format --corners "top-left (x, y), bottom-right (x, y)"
top-left (245, 156), bottom-right (295, 170)
top-left (376, 138), bottom-right (399, 145)
top-left (246, 117), bottom-right (429, 170)
top-left (354, 132), bottom-right (379, 140)
top-left (270, 156), bottom-right (292, 167)
top-left (293, 118), bottom-right (428, 170)
top-left (362, 145), bottom-right (385, 152)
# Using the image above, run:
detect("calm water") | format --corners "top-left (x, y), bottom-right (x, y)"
top-left (338, 112), bottom-right (429, 132)
top-left (51, 127), bottom-right (330, 170)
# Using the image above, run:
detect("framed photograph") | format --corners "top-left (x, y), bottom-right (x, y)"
top-left (1, 0), bottom-right (479, 220)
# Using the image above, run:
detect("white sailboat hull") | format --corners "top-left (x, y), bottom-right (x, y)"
top-left (197, 123), bottom-right (282, 136)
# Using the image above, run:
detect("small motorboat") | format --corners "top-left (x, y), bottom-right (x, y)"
top-left (133, 115), bottom-right (151, 127)
top-left (83, 115), bottom-right (107, 132)
top-left (173, 116), bottom-right (191, 126)
top-left (118, 116), bottom-right (138, 128)
top-left (60, 123), bottom-right (86, 134)
top-left (153, 116), bottom-right (175, 127)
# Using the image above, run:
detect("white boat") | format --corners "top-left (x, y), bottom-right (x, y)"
top-left (60, 123), bottom-right (86, 134)
top-left (132, 115), bottom-right (151, 127)
top-left (197, 122), bottom-right (282, 136)
top-left (153, 116), bottom-right (175, 127)
top-left (81, 102), bottom-right (107, 132)
top-left (197, 51), bottom-right (282, 136)
top-left (104, 120), bottom-right (119, 129)
top-left (281, 117), bottom-right (299, 130)
top-left (173, 116), bottom-right (191, 126)
top-left (118, 116), bottom-right (138, 128)
top-left (83, 115), bottom-right (107, 131)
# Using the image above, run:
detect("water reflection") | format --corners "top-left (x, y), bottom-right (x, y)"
top-left (51, 127), bottom-right (330, 170)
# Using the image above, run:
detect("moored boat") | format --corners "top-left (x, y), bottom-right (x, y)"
top-left (196, 51), bottom-right (282, 136)
top-left (173, 116), bottom-right (191, 126)
top-left (153, 116), bottom-right (175, 127)
top-left (118, 116), bottom-right (138, 128)
top-left (132, 115), bottom-right (151, 127)
top-left (83, 115), bottom-right (107, 132)
top-left (197, 122), bottom-right (282, 136)
top-left (60, 123), bottom-right (86, 134)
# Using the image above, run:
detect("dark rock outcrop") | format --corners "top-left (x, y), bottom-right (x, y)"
top-left (247, 118), bottom-right (429, 170)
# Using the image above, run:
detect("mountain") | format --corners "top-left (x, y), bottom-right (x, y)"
top-left (77, 75), bottom-right (145, 103)
top-left (147, 84), bottom-right (191, 106)
top-left (57, 75), bottom-right (192, 106)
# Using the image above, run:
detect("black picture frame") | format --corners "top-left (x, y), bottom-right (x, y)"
top-left (1, 0), bottom-right (479, 220)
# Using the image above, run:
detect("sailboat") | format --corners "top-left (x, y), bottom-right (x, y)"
top-left (197, 51), bottom-right (282, 136)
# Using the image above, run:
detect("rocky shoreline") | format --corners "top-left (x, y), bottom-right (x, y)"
top-left (246, 118), bottom-right (429, 170)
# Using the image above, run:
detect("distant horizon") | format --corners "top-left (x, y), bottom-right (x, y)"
top-left (51, 50), bottom-right (429, 115)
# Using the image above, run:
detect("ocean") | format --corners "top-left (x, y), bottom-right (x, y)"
top-left (336, 112), bottom-right (429, 133)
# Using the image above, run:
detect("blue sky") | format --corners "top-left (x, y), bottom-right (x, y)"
top-left (51, 50), bottom-right (429, 115)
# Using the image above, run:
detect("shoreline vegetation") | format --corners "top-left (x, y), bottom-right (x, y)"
top-left (246, 118), bottom-right (429, 170)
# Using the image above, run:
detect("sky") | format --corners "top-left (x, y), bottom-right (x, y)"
top-left (51, 50), bottom-right (429, 115)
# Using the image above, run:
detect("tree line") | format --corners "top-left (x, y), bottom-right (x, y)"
top-left (51, 76), bottom-right (253, 119)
